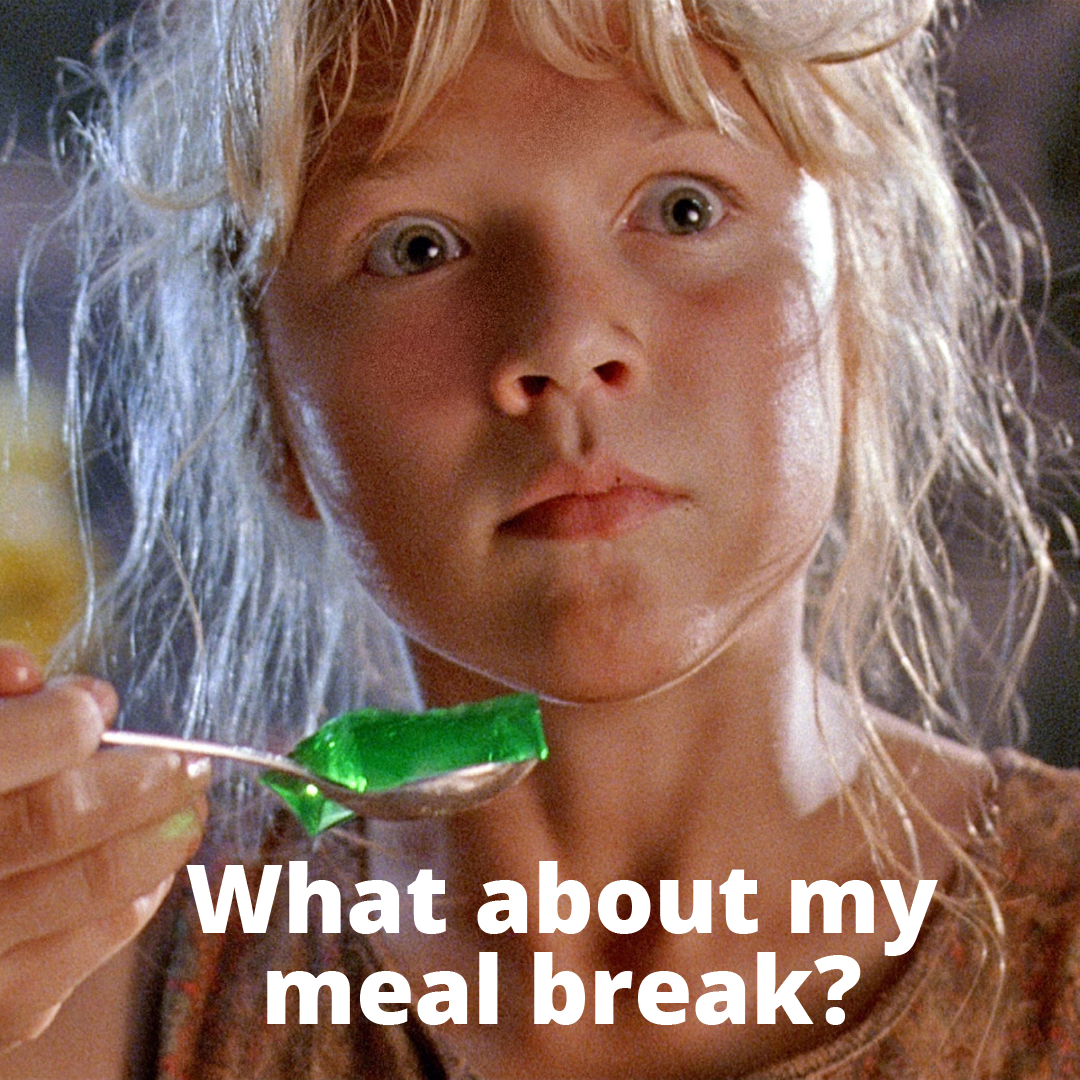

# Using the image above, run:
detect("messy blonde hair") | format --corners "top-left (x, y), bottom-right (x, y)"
top-left (42, 0), bottom-right (1051, 867)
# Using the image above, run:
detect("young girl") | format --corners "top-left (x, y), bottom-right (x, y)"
top-left (2, 0), bottom-right (1078, 1077)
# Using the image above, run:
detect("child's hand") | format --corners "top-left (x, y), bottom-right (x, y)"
top-left (0, 643), bottom-right (210, 1053)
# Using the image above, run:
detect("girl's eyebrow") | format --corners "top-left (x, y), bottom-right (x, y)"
top-left (358, 144), bottom-right (441, 181)
top-left (318, 141), bottom-right (442, 191)
top-left (314, 112), bottom-right (733, 200)
top-left (647, 115), bottom-right (696, 143)
top-left (344, 112), bottom-right (695, 170)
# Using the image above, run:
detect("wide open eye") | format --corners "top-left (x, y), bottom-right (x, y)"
top-left (363, 216), bottom-right (468, 278)
top-left (629, 176), bottom-right (731, 237)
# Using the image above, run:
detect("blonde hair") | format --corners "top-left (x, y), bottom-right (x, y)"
top-left (41, 0), bottom-right (1052, 863)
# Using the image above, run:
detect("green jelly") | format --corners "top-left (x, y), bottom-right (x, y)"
top-left (260, 694), bottom-right (546, 835)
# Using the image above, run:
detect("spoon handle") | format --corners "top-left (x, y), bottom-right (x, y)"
top-left (99, 729), bottom-right (317, 784)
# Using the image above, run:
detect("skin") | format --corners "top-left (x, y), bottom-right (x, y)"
top-left (0, 26), bottom-right (987, 1080)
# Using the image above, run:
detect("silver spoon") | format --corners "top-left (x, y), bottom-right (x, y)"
top-left (99, 729), bottom-right (537, 821)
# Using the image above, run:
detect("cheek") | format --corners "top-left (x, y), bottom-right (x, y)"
top-left (264, 275), bottom-right (529, 643)
top-left (266, 278), bottom-right (488, 513)
top-left (660, 260), bottom-right (842, 570)
top-left (672, 264), bottom-right (840, 458)
top-left (326, 290), bottom-right (481, 441)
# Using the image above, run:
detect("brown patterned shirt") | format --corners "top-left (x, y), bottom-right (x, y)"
top-left (150, 750), bottom-right (1080, 1079)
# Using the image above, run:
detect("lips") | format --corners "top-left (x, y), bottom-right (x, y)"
top-left (499, 459), bottom-right (681, 541)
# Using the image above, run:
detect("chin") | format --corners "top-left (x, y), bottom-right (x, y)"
top-left (402, 581), bottom-right (754, 707)
top-left (506, 630), bottom-right (717, 706)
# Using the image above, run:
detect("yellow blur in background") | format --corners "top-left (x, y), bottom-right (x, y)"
top-left (0, 378), bottom-right (88, 662)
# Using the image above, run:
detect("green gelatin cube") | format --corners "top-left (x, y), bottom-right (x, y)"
top-left (261, 694), bottom-right (546, 835)
top-left (259, 773), bottom-right (357, 835)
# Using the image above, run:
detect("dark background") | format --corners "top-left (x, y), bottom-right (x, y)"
top-left (2, 0), bottom-right (1079, 761)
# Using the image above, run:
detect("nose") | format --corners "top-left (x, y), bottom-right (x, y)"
top-left (488, 253), bottom-right (642, 418)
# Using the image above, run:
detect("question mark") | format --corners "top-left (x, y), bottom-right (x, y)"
top-left (815, 955), bottom-right (861, 1024)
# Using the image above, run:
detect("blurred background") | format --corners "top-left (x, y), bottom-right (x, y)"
top-left (1, 0), bottom-right (1079, 758)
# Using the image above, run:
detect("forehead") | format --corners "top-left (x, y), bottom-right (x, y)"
top-left (306, 36), bottom-right (782, 204)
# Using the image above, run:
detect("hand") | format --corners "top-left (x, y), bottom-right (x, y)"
top-left (0, 643), bottom-right (210, 1053)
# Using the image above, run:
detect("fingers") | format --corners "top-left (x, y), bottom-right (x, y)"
top-left (0, 876), bottom-right (174, 1050)
top-left (0, 797), bottom-right (206, 956)
top-left (0, 677), bottom-right (117, 793)
top-left (0, 749), bottom-right (212, 880)
top-left (0, 747), bottom-right (209, 1053)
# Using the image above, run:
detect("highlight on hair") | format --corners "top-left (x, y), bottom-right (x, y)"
top-left (35, 0), bottom-right (1054, 900)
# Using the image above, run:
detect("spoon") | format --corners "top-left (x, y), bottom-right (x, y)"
top-left (99, 729), bottom-right (539, 821)
top-left (97, 693), bottom-right (546, 831)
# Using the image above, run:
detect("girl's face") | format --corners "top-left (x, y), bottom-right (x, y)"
top-left (262, 36), bottom-right (842, 704)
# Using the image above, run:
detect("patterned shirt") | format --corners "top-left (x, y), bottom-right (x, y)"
top-left (151, 750), bottom-right (1080, 1079)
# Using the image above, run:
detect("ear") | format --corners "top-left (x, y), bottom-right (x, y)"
top-left (275, 436), bottom-right (320, 521)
